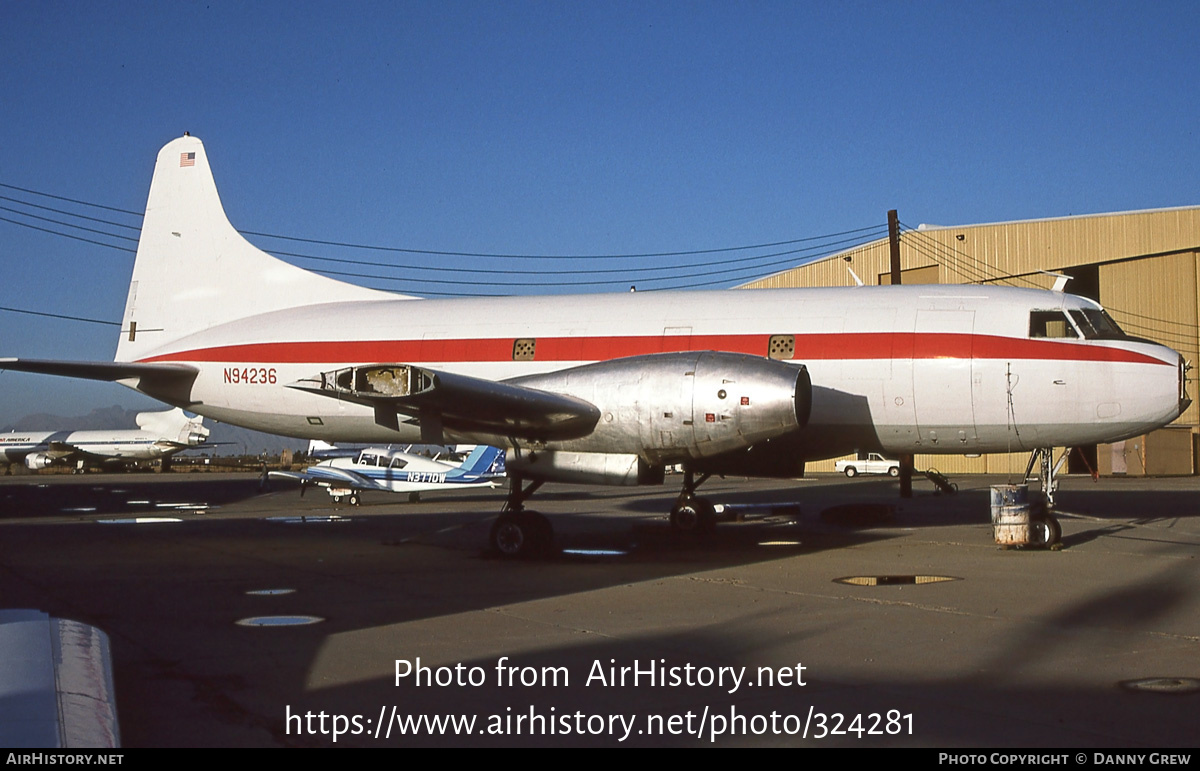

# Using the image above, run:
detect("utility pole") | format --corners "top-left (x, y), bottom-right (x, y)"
top-left (888, 209), bottom-right (914, 498)
top-left (888, 209), bottom-right (902, 285)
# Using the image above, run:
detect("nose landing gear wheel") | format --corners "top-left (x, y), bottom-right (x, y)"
top-left (1029, 514), bottom-right (1062, 549)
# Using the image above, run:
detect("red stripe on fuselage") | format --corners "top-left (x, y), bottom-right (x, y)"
top-left (137, 333), bottom-right (1167, 366)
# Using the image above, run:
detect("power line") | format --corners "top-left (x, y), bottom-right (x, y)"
top-left (0, 178), bottom-right (886, 262)
top-left (244, 223), bottom-right (888, 260)
top-left (0, 305), bottom-right (121, 327)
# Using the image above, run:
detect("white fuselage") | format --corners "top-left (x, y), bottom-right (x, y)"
top-left (1, 428), bottom-right (184, 464)
top-left (319, 450), bottom-right (495, 493)
top-left (129, 284), bottom-right (1186, 461)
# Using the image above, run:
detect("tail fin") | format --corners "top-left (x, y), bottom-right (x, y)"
top-left (134, 407), bottom-right (209, 446)
top-left (116, 135), bottom-right (402, 362)
top-left (459, 445), bottom-right (505, 476)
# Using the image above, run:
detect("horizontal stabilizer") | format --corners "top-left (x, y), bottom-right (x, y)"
top-left (0, 358), bottom-right (201, 405)
top-left (0, 358), bottom-right (198, 382)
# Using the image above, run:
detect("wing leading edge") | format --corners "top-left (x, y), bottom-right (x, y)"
top-left (288, 364), bottom-right (601, 444)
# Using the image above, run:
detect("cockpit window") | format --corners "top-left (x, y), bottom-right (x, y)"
top-left (1068, 309), bottom-right (1127, 340)
top-left (1029, 311), bottom-right (1079, 339)
top-left (360, 452), bottom-right (378, 466)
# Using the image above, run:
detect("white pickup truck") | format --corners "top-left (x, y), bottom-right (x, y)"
top-left (835, 453), bottom-right (900, 478)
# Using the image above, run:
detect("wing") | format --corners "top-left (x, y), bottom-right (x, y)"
top-left (287, 364), bottom-right (600, 443)
top-left (268, 466), bottom-right (382, 491)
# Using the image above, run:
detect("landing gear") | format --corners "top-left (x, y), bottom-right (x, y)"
top-left (1024, 448), bottom-right (1064, 548)
top-left (1024, 447), bottom-right (1066, 508)
top-left (492, 476), bottom-right (554, 559)
top-left (670, 468), bottom-right (716, 533)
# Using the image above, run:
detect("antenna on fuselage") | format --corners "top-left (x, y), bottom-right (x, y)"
top-left (1038, 270), bottom-right (1071, 292)
top-left (842, 256), bottom-right (864, 287)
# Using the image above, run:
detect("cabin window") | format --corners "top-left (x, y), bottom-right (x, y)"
top-left (513, 338), bottom-right (536, 361)
top-left (1029, 311), bottom-right (1078, 339)
top-left (768, 334), bottom-right (795, 360)
top-left (360, 453), bottom-right (378, 466)
top-left (1068, 309), bottom-right (1127, 340)
top-left (390, 457), bottom-right (408, 469)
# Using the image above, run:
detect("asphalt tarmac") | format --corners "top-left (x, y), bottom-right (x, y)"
top-left (1, 470), bottom-right (1198, 747)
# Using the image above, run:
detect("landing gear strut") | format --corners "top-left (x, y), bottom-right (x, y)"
top-left (1024, 447), bottom-right (1064, 548)
top-left (670, 467), bottom-right (716, 533)
top-left (491, 475), bottom-right (553, 559)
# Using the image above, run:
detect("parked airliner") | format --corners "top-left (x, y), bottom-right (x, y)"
top-left (1, 136), bottom-right (1188, 555)
top-left (0, 408), bottom-right (208, 472)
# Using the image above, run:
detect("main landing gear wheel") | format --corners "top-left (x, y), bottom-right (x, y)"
top-left (670, 496), bottom-right (716, 533)
top-left (491, 474), bottom-right (552, 559)
top-left (669, 466), bottom-right (716, 534)
top-left (491, 511), bottom-right (553, 559)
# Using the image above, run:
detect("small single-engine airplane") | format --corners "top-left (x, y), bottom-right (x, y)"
top-left (0, 407), bottom-right (209, 472)
top-left (270, 444), bottom-right (505, 505)
top-left (1, 136), bottom-right (1190, 555)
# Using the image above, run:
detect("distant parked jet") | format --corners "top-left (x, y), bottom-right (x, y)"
top-left (0, 408), bottom-right (209, 472)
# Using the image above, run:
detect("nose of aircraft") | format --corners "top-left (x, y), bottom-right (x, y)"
top-left (1177, 353), bottom-right (1192, 417)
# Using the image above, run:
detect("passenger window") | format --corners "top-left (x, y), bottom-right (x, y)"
top-left (1029, 311), bottom-right (1078, 339)
top-left (390, 457), bottom-right (408, 469)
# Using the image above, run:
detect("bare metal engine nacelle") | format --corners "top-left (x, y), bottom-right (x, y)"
top-left (510, 351), bottom-right (811, 464)
top-left (24, 453), bottom-right (55, 470)
top-left (506, 450), bottom-right (665, 486)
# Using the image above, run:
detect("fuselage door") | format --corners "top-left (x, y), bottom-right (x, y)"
top-left (913, 310), bottom-right (977, 448)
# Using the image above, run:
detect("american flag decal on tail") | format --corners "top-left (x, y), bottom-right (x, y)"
top-left (179, 152), bottom-right (196, 167)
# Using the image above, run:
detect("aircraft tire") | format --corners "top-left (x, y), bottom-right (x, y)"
top-left (1029, 514), bottom-right (1062, 548)
top-left (348, 493), bottom-right (360, 506)
top-left (670, 497), bottom-right (716, 533)
top-left (491, 511), bottom-right (553, 559)
top-left (844, 467), bottom-right (858, 478)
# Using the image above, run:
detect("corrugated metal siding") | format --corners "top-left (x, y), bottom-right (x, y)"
top-left (1101, 251), bottom-right (1199, 427)
top-left (743, 207), bottom-right (1200, 290)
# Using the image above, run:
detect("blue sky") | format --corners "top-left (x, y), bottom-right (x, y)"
top-left (1, 1), bottom-right (1197, 425)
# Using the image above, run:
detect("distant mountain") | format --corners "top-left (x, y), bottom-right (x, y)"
top-left (2, 406), bottom-right (303, 457)
top-left (7, 405), bottom-right (136, 432)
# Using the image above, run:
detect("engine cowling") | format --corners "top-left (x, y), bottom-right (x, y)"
top-left (24, 453), bottom-right (56, 470)
top-left (510, 351), bottom-right (811, 464)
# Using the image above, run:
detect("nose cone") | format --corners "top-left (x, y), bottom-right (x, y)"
top-left (1176, 353), bottom-right (1192, 418)
top-left (1081, 342), bottom-right (1190, 447)
top-left (1131, 348), bottom-right (1190, 432)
